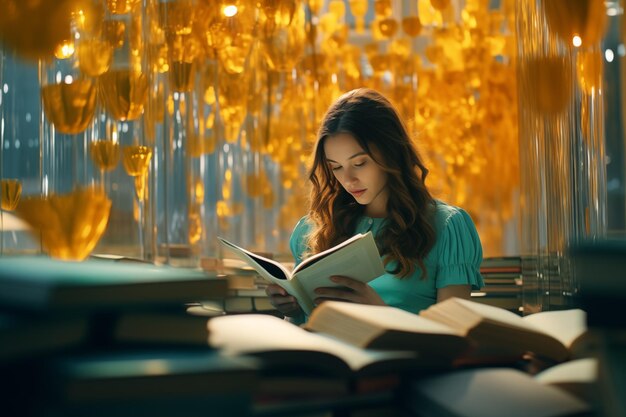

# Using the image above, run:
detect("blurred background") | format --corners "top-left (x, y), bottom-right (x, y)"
top-left (0, 0), bottom-right (624, 310)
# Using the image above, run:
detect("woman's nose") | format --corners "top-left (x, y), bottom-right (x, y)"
top-left (343, 167), bottom-right (358, 184)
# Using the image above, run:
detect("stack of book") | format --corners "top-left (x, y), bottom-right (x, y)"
top-left (0, 256), bottom-right (261, 417)
top-left (472, 256), bottom-right (523, 314)
top-left (199, 257), bottom-right (277, 315)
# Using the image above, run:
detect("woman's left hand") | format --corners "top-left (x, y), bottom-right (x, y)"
top-left (314, 275), bottom-right (386, 306)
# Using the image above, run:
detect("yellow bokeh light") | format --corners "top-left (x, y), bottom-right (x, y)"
top-left (223, 4), bottom-right (237, 17)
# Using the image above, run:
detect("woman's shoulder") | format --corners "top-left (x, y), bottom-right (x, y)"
top-left (291, 215), bottom-right (313, 236)
top-left (432, 200), bottom-right (473, 230)
top-left (290, 215), bottom-right (313, 263)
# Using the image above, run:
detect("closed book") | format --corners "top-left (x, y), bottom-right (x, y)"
top-left (113, 312), bottom-right (211, 346)
top-left (0, 312), bottom-right (88, 362)
top-left (40, 350), bottom-right (259, 417)
top-left (0, 256), bottom-right (227, 313)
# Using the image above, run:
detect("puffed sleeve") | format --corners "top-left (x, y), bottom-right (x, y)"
top-left (436, 208), bottom-right (484, 290)
top-left (289, 216), bottom-right (311, 266)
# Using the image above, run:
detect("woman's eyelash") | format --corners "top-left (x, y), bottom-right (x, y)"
top-left (330, 161), bottom-right (366, 171)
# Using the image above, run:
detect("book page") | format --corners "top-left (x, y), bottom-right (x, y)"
top-left (293, 233), bottom-right (368, 274)
top-left (218, 237), bottom-right (292, 280)
top-left (522, 309), bottom-right (587, 348)
top-left (452, 298), bottom-right (546, 334)
top-left (291, 232), bottom-right (385, 315)
top-left (534, 357), bottom-right (597, 386)
top-left (208, 314), bottom-right (414, 372)
top-left (310, 301), bottom-right (463, 336)
top-left (409, 368), bottom-right (590, 417)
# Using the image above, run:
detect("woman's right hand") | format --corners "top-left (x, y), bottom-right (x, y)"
top-left (265, 284), bottom-right (303, 317)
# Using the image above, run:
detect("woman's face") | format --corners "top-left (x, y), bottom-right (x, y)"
top-left (323, 133), bottom-right (389, 217)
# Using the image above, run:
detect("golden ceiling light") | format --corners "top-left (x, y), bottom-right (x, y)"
top-left (15, 188), bottom-right (112, 261)
top-left (402, 16), bottom-right (423, 37)
top-left (0, 0), bottom-right (75, 61)
top-left (543, 0), bottom-right (608, 47)
top-left (430, 0), bottom-right (451, 11)
top-left (523, 55), bottom-right (573, 115)
top-left (576, 50), bottom-right (603, 94)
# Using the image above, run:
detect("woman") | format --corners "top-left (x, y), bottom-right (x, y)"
top-left (267, 88), bottom-right (483, 322)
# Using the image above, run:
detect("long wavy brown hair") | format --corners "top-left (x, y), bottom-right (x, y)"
top-left (306, 88), bottom-right (436, 278)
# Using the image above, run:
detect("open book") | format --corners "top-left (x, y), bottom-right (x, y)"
top-left (208, 313), bottom-right (448, 378)
top-left (303, 298), bottom-right (589, 364)
top-left (218, 232), bottom-right (385, 315)
top-left (420, 297), bottom-right (589, 362)
top-left (534, 358), bottom-right (597, 403)
top-left (406, 367), bottom-right (590, 417)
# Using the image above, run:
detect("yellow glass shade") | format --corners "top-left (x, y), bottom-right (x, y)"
top-left (402, 16), bottom-right (423, 37)
top-left (99, 69), bottom-right (149, 121)
top-left (0, 0), bottom-right (74, 61)
top-left (90, 140), bottom-right (121, 172)
top-left (374, 0), bottom-right (392, 18)
top-left (1, 179), bottom-right (22, 212)
top-left (543, 0), bottom-right (607, 47)
top-left (41, 80), bottom-right (97, 135)
top-left (77, 39), bottom-right (113, 76)
top-left (430, 0), bottom-right (451, 11)
top-left (523, 55), bottom-right (573, 115)
top-left (576, 50), bottom-right (603, 94)
top-left (122, 145), bottom-right (153, 177)
top-left (106, 0), bottom-right (141, 15)
top-left (378, 18), bottom-right (399, 38)
top-left (261, 7), bottom-right (306, 72)
top-left (15, 188), bottom-right (112, 261)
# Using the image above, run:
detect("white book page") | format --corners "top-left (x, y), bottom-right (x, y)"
top-left (522, 309), bottom-right (587, 348)
top-left (218, 237), bottom-right (292, 280)
top-left (317, 301), bottom-right (462, 335)
top-left (208, 314), bottom-right (413, 371)
top-left (292, 232), bottom-right (384, 307)
top-left (453, 298), bottom-right (548, 334)
top-left (293, 233), bottom-right (368, 274)
top-left (534, 358), bottom-right (597, 385)
top-left (412, 368), bottom-right (589, 417)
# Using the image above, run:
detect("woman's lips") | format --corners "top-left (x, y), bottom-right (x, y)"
top-left (350, 189), bottom-right (366, 198)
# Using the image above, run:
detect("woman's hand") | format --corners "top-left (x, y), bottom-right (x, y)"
top-left (314, 276), bottom-right (386, 306)
top-left (265, 284), bottom-right (303, 317)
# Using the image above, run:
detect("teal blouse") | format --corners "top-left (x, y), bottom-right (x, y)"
top-left (289, 201), bottom-right (484, 316)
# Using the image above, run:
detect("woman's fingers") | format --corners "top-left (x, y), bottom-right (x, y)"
top-left (265, 284), bottom-right (303, 316)
top-left (314, 276), bottom-right (385, 306)
top-left (330, 275), bottom-right (366, 291)
top-left (314, 286), bottom-right (358, 304)
top-left (265, 284), bottom-right (287, 296)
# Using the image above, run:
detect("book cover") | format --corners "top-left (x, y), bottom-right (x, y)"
top-left (0, 256), bottom-right (227, 313)
top-left (40, 350), bottom-right (259, 417)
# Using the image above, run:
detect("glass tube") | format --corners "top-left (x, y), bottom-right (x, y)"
top-left (0, 48), bottom-right (41, 256)
top-left (516, 0), bottom-right (608, 312)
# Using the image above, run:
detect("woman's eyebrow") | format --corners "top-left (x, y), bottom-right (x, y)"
top-left (326, 152), bottom-right (368, 163)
